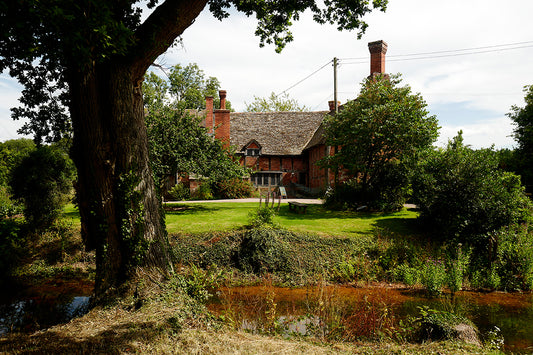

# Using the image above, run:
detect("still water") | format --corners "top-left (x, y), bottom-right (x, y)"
top-left (207, 285), bottom-right (533, 354)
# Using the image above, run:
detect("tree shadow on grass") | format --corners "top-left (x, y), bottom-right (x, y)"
top-left (0, 320), bottom-right (163, 354)
top-left (278, 204), bottom-right (410, 222)
top-left (164, 204), bottom-right (221, 216)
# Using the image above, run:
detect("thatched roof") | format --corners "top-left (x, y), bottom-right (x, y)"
top-left (230, 111), bottom-right (327, 156)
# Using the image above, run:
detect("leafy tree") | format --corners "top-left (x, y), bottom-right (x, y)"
top-left (10, 145), bottom-right (76, 231)
top-left (245, 92), bottom-right (308, 112)
top-left (145, 106), bottom-right (247, 196)
top-left (0, 139), bottom-right (36, 188)
top-left (143, 64), bottom-right (246, 196)
top-left (508, 85), bottom-right (533, 192)
top-left (322, 74), bottom-right (439, 210)
top-left (145, 63), bottom-right (230, 111)
top-left (412, 131), bottom-right (532, 243)
top-left (0, 0), bottom-right (386, 298)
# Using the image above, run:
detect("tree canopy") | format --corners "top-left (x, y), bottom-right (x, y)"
top-left (0, 0), bottom-right (387, 298)
top-left (143, 66), bottom-right (246, 194)
top-left (245, 92), bottom-right (308, 112)
top-left (323, 74), bottom-right (439, 210)
top-left (508, 85), bottom-right (533, 191)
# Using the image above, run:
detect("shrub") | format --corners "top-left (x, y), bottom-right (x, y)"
top-left (248, 206), bottom-right (277, 228)
top-left (416, 307), bottom-right (479, 345)
top-left (493, 224), bottom-right (533, 290)
top-left (0, 186), bottom-right (22, 219)
top-left (393, 263), bottom-right (419, 286)
top-left (446, 245), bottom-right (470, 294)
top-left (215, 178), bottom-right (254, 199)
top-left (0, 218), bottom-right (25, 281)
top-left (167, 183), bottom-right (190, 201)
top-left (420, 258), bottom-right (446, 296)
top-left (10, 145), bottom-right (76, 231)
top-left (237, 228), bottom-right (290, 274)
top-left (192, 182), bottom-right (213, 200)
top-left (412, 131), bottom-right (532, 243)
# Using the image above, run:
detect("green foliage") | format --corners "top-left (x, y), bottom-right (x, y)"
top-left (420, 258), bottom-right (447, 296)
top-left (322, 74), bottom-right (439, 211)
top-left (167, 183), bottom-right (190, 201)
top-left (0, 218), bottom-right (25, 282)
top-left (331, 256), bottom-right (375, 283)
top-left (214, 178), bottom-right (254, 199)
top-left (0, 186), bottom-right (23, 219)
top-left (248, 206), bottom-right (277, 228)
top-left (237, 228), bottom-right (291, 274)
top-left (9, 145), bottom-right (75, 231)
top-left (144, 64), bottom-right (230, 111)
top-left (245, 92), bottom-right (308, 112)
top-left (393, 263), bottom-right (419, 286)
top-left (193, 183), bottom-right (213, 201)
top-left (0, 139), bottom-right (36, 187)
top-left (416, 307), bottom-right (478, 343)
top-left (412, 131), bottom-right (533, 243)
top-left (508, 85), bottom-right (533, 191)
top-left (171, 264), bottom-right (225, 303)
top-left (492, 225), bottom-right (533, 290)
top-left (445, 246), bottom-right (470, 294)
top-left (144, 67), bottom-right (247, 197)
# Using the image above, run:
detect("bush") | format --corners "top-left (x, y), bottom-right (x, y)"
top-left (412, 132), bottom-right (532, 243)
top-left (167, 183), bottom-right (190, 201)
top-left (420, 258), bottom-right (446, 296)
top-left (192, 182), bottom-right (213, 200)
top-left (0, 218), bottom-right (25, 282)
top-left (237, 228), bottom-right (290, 274)
top-left (248, 206), bottom-right (277, 228)
top-left (10, 145), bottom-right (76, 230)
top-left (214, 178), bottom-right (254, 199)
top-left (0, 186), bottom-right (23, 219)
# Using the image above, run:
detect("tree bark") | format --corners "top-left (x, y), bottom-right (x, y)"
top-left (65, 0), bottom-right (208, 299)
top-left (69, 61), bottom-right (169, 298)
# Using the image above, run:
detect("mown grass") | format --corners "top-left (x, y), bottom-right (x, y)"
top-left (164, 202), bottom-right (419, 236)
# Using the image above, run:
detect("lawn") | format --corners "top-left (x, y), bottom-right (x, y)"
top-left (164, 202), bottom-right (419, 236)
top-left (62, 202), bottom-right (420, 237)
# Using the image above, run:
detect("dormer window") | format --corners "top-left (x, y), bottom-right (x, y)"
top-left (246, 148), bottom-right (260, 156)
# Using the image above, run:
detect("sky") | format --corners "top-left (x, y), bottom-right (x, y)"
top-left (1, 0), bottom-right (533, 149)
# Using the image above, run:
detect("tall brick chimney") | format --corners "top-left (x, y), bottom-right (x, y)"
top-left (368, 40), bottom-right (388, 77)
top-left (205, 95), bottom-right (214, 134)
top-left (214, 90), bottom-right (231, 148)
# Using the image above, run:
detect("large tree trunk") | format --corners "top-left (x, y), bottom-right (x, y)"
top-left (69, 61), bottom-right (170, 299)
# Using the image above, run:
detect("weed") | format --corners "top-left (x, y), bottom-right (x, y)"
top-left (420, 258), bottom-right (446, 296)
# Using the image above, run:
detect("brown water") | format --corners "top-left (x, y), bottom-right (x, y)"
top-left (207, 285), bottom-right (533, 353)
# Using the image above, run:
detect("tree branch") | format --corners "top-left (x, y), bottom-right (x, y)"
top-left (130, 0), bottom-right (208, 80)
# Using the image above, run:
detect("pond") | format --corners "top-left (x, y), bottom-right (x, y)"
top-left (207, 285), bottom-right (533, 354)
top-left (0, 279), bottom-right (93, 335)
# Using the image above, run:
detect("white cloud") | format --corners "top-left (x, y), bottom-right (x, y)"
top-left (2, 0), bottom-right (533, 148)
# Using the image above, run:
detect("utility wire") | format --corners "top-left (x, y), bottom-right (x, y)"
top-left (278, 60), bottom-right (332, 95)
top-left (340, 41), bottom-right (533, 65)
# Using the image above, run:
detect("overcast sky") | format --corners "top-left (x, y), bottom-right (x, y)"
top-left (2, 0), bottom-right (533, 148)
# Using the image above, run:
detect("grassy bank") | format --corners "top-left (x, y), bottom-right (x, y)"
top-left (0, 202), bottom-right (506, 354)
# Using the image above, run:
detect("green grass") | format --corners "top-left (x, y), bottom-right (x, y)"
top-left (164, 202), bottom-right (419, 236)
top-left (63, 202), bottom-right (420, 237)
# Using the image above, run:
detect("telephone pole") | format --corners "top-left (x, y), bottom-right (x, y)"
top-left (333, 57), bottom-right (338, 113)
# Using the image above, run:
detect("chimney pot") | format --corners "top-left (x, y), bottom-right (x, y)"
top-left (219, 90), bottom-right (227, 110)
top-left (328, 101), bottom-right (340, 111)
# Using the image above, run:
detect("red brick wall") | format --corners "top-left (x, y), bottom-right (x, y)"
top-left (214, 109), bottom-right (231, 148)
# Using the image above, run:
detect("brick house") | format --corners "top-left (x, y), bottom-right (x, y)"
top-left (203, 40), bottom-right (388, 196)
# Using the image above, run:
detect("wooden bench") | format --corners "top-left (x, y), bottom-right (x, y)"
top-left (288, 201), bottom-right (308, 214)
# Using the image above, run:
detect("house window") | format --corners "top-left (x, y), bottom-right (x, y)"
top-left (252, 172), bottom-right (281, 186)
top-left (246, 148), bottom-right (260, 156)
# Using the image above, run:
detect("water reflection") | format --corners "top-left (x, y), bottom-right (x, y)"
top-left (207, 285), bottom-right (533, 353)
top-left (0, 295), bottom-right (90, 335)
